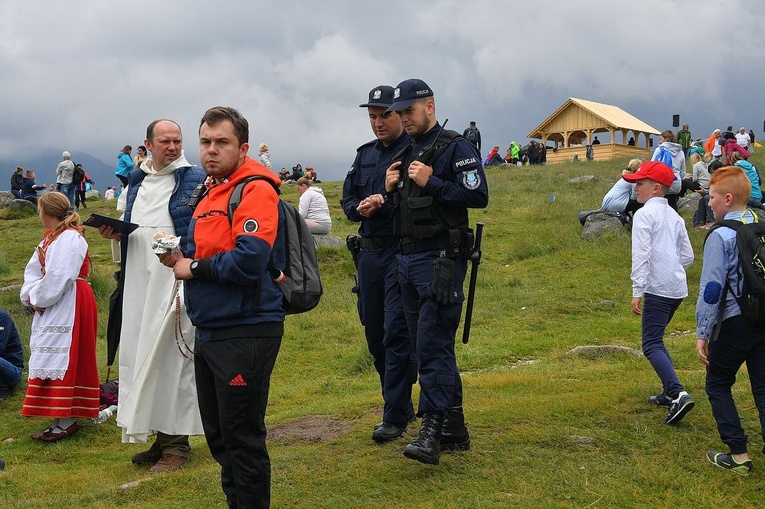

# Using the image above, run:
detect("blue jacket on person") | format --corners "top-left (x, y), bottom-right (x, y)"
top-left (121, 165), bottom-right (206, 263)
top-left (115, 152), bottom-right (135, 178)
top-left (0, 308), bottom-right (24, 373)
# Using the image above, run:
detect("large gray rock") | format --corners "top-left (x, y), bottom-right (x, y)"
top-left (85, 189), bottom-right (101, 200)
top-left (568, 175), bottom-right (598, 184)
top-left (7, 198), bottom-right (36, 213)
top-left (678, 192), bottom-right (702, 211)
top-left (0, 191), bottom-right (15, 208)
top-left (313, 234), bottom-right (344, 249)
top-left (581, 212), bottom-right (626, 241)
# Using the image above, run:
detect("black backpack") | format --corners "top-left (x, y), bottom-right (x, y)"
top-left (72, 165), bottom-right (85, 185)
top-left (706, 210), bottom-right (765, 328)
top-left (228, 176), bottom-right (323, 314)
top-left (465, 127), bottom-right (478, 142)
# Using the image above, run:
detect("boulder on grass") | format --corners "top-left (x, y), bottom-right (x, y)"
top-left (85, 189), bottom-right (102, 200)
top-left (8, 198), bottom-right (36, 211)
top-left (678, 192), bottom-right (701, 211)
top-left (581, 212), bottom-right (627, 241)
top-left (0, 191), bottom-right (15, 208)
top-left (312, 234), bottom-right (344, 249)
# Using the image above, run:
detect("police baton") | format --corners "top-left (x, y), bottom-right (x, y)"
top-left (462, 222), bottom-right (484, 344)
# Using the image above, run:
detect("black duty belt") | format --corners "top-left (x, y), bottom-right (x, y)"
top-left (400, 236), bottom-right (450, 255)
top-left (360, 236), bottom-right (399, 249)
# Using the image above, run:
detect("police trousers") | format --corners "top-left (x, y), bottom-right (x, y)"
top-left (397, 250), bottom-right (466, 416)
top-left (358, 245), bottom-right (416, 424)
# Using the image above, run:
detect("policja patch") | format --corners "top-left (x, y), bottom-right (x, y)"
top-left (463, 170), bottom-right (481, 190)
top-left (243, 219), bottom-right (259, 233)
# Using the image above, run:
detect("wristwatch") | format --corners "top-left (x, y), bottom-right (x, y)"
top-left (189, 260), bottom-right (200, 278)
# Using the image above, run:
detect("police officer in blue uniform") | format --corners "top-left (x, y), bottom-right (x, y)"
top-left (342, 86), bottom-right (417, 442)
top-left (385, 79), bottom-right (489, 465)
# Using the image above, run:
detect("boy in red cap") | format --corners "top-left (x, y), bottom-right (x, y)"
top-left (623, 161), bottom-right (695, 425)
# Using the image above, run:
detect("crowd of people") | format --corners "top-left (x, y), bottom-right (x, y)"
top-left (10, 157), bottom-right (94, 210)
top-left (2, 107), bottom-right (764, 504)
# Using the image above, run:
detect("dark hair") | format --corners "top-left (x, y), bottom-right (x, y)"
top-left (138, 145), bottom-right (147, 153)
top-left (708, 160), bottom-right (725, 173)
top-left (146, 119), bottom-right (182, 142)
top-left (200, 106), bottom-right (249, 146)
top-left (123, 145), bottom-right (132, 152)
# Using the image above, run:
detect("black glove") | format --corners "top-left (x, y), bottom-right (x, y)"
top-left (431, 257), bottom-right (456, 305)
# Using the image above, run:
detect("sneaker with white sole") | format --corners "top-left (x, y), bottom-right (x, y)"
top-left (664, 392), bottom-right (694, 425)
top-left (707, 451), bottom-right (752, 475)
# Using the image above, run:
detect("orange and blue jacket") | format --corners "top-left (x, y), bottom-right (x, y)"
top-left (183, 157), bottom-right (285, 336)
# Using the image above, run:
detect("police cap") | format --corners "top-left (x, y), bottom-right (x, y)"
top-left (359, 85), bottom-right (395, 108)
top-left (386, 79), bottom-right (434, 112)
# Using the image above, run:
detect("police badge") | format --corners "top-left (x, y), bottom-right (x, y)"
top-left (463, 170), bottom-right (481, 190)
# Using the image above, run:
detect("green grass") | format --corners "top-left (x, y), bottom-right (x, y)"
top-left (2, 156), bottom-right (765, 508)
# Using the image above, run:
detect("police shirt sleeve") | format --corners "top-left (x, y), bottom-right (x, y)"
top-left (423, 140), bottom-right (488, 208)
top-left (341, 152), bottom-right (363, 222)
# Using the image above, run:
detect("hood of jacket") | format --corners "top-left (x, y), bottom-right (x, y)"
top-left (660, 141), bottom-right (683, 156)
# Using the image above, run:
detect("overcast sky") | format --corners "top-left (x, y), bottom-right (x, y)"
top-left (1, 0), bottom-right (763, 181)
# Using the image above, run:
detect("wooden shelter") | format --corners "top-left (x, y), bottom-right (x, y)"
top-left (527, 98), bottom-right (660, 164)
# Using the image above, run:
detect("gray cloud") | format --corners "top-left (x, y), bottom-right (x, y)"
top-left (1, 0), bottom-right (764, 181)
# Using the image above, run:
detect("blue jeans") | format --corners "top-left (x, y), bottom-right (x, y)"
top-left (642, 293), bottom-right (685, 398)
top-left (59, 183), bottom-right (76, 205)
top-left (0, 357), bottom-right (22, 388)
top-left (706, 315), bottom-right (765, 454)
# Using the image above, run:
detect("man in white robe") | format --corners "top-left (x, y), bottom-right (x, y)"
top-left (99, 119), bottom-right (205, 473)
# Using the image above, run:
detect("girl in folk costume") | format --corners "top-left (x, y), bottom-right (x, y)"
top-left (20, 192), bottom-right (99, 442)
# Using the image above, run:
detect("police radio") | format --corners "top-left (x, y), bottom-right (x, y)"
top-left (395, 119), bottom-right (449, 190)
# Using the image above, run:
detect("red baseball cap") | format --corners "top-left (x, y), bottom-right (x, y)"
top-left (622, 161), bottom-right (675, 188)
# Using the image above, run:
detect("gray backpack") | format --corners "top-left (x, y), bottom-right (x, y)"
top-left (228, 176), bottom-right (323, 314)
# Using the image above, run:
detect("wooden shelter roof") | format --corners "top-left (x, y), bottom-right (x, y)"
top-left (527, 97), bottom-right (660, 139)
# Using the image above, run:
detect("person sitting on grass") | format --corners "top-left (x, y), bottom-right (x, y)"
top-left (730, 152), bottom-right (763, 209)
top-left (0, 307), bottom-right (23, 402)
top-left (694, 159), bottom-right (724, 229)
top-left (296, 176), bottom-right (331, 234)
top-left (578, 158), bottom-right (643, 225)
top-left (695, 166), bottom-right (765, 475)
top-left (622, 161), bottom-right (696, 425)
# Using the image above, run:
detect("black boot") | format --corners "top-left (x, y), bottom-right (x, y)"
top-left (441, 406), bottom-right (470, 451)
top-left (403, 413), bottom-right (444, 465)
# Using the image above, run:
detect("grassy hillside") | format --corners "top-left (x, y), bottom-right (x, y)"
top-left (1, 153), bottom-right (764, 508)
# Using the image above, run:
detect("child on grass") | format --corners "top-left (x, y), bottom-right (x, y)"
top-left (623, 161), bottom-right (695, 425)
top-left (695, 166), bottom-right (765, 475)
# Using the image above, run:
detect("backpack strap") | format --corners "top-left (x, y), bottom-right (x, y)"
top-left (228, 176), bottom-right (280, 223)
top-left (227, 175), bottom-right (283, 282)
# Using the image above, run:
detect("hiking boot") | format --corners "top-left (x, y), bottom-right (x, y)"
top-left (0, 385), bottom-right (11, 402)
top-left (707, 451), bottom-right (752, 475)
top-left (403, 413), bottom-right (444, 465)
top-left (372, 422), bottom-right (408, 443)
top-left (150, 453), bottom-right (188, 474)
top-left (665, 392), bottom-right (694, 425)
top-left (648, 392), bottom-right (672, 408)
top-left (441, 407), bottom-right (471, 451)
top-left (132, 441), bottom-right (163, 466)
